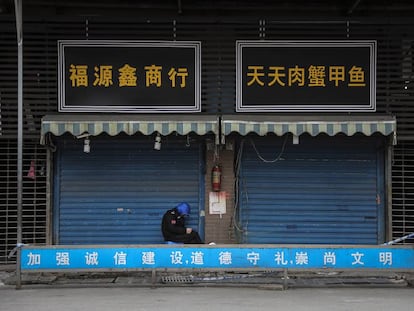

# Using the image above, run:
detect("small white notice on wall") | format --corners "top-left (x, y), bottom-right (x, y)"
top-left (209, 191), bottom-right (226, 216)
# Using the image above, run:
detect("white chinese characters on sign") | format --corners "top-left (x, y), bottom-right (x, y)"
top-left (114, 251), bottom-right (127, 265)
top-left (170, 251), bottom-right (184, 265)
top-left (324, 252), bottom-right (336, 266)
top-left (142, 252), bottom-right (156, 265)
top-left (21, 248), bottom-right (403, 270)
top-left (56, 252), bottom-right (70, 266)
top-left (274, 251), bottom-right (288, 266)
top-left (219, 251), bottom-right (232, 265)
top-left (191, 251), bottom-right (204, 265)
top-left (85, 252), bottom-right (99, 266)
top-left (247, 252), bottom-right (260, 265)
top-left (295, 252), bottom-right (308, 265)
top-left (379, 252), bottom-right (392, 266)
top-left (27, 252), bottom-right (41, 266)
top-left (351, 252), bottom-right (365, 266)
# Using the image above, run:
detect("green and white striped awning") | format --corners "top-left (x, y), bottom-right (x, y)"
top-left (41, 114), bottom-right (219, 144)
top-left (222, 114), bottom-right (397, 143)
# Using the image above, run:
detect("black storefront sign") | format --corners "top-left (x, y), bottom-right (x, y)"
top-left (58, 40), bottom-right (201, 113)
top-left (236, 41), bottom-right (376, 112)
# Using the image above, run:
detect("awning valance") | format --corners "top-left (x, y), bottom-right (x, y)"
top-left (221, 114), bottom-right (397, 143)
top-left (41, 114), bottom-right (219, 144)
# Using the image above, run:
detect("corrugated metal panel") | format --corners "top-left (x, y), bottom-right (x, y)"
top-left (237, 134), bottom-right (385, 244)
top-left (54, 134), bottom-right (204, 244)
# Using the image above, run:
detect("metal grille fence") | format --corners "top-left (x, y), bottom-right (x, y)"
top-left (392, 142), bottom-right (414, 243)
top-left (0, 140), bottom-right (47, 264)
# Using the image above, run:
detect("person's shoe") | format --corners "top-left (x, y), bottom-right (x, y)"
top-left (208, 242), bottom-right (216, 245)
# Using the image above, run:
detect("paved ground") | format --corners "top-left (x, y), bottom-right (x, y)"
top-left (1, 267), bottom-right (413, 311)
top-left (1, 268), bottom-right (414, 289)
top-left (0, 286), bottom-right (413, 311)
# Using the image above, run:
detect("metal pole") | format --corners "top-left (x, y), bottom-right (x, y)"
top-left (14, 0), bottom-right (23, 290)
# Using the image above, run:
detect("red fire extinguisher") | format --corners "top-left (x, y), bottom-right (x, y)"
top-left (211, 165), bottom-right (222, 192)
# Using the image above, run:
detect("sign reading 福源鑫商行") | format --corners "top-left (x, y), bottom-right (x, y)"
top-left (58, 40), bottom-right (201, 113)
top-left (21, 246), bottom-right (414, 270)
top-left (236, 40), bottom-right (376, 112)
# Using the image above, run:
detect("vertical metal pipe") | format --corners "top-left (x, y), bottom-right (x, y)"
top-left (46, 149), bottom-right (52, 244)
top-left (386, 137), bottom-right (394, 242)
top-left (14, 0), bottom-right (23, 290)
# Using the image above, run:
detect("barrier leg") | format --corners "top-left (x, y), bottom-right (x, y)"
top-left (151, 269), bottom-right (157, 288)
top-left (283, 269), bottom-right (288, 290)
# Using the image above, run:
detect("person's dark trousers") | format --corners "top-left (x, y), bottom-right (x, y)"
top-left (168, 231), bottom-right (203, 244)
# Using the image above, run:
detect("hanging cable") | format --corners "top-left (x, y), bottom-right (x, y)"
top-left (232, 136), bottom-right (289, 241)
top-left (213, 143), bottom-right (220, 164)
top-left (186, 134), bottom-right (191, 147)
top-left (249, 134), bottom-right (288, 163)
top-left (232, 140), bottom-right (245, 239)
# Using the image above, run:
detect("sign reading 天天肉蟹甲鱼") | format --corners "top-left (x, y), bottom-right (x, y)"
top-left (236, 40), bottom-right (376, 112)
top-left (58, 40), bottom-right (201, 113)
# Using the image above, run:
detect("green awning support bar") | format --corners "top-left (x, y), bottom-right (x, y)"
top-left (221, 114), bottom-right (397, 144)
top-left (40, 114), bottom-right (397, 146)
top-left (40, 114), bottom-right (220, 145)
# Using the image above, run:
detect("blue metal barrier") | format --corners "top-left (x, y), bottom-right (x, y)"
top-left (20, 245), bottom-right (414, 271)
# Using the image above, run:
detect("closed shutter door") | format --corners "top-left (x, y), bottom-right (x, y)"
top-left (238, 134), bottom-right (385, 245)
top-left (54, 134), bottom-right (204, 244)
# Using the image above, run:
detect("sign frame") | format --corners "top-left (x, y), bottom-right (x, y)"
top-left (58, 40), bottom-right (201, 113)
top-left (20, 245), bottom-right (414, 271)
top-left (236, 40), bottom-right (377, 112)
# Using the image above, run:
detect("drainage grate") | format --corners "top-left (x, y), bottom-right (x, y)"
top-left (161, 275), bottom-right (194, 284)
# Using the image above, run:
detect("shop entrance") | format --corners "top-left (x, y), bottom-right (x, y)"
top-left (53, 134), bottom-right (205, 244)
top-left (237, 134), bottom-right (386, 244)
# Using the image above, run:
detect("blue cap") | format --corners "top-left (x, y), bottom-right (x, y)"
top-left (176, 202), bottom-right (190, 216)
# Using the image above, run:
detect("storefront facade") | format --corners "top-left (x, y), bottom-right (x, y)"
top-left (42, 115), bottom-right (219, 244)
top-left (1, 1), bottom-right (413, 263)
top-left (223, 115), bottom-right (396, 245)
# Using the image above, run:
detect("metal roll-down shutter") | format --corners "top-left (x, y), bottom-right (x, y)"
top-left (237, 134), bottom-right (386, 245)
top-left (54, 134), bottom-right (204, 244)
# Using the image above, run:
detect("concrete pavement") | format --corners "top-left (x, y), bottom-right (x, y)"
top-left (0, 286), bottom-right (413, 311)
top-left (1, 267), bottom-right (413, 289)
top-left (1, 266), bottom-right (413, 311)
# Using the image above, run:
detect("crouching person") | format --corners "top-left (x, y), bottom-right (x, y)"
top-left (161, 202), bottom-right (203, 244)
